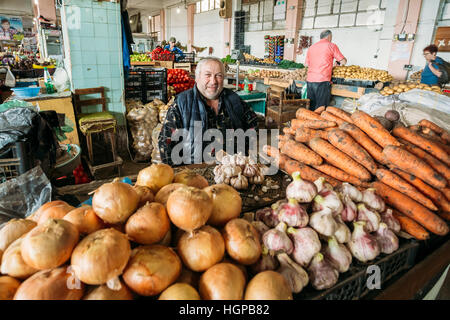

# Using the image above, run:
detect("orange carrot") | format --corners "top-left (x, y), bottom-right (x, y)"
top-left (419, 131), bottom-right (450, 151)
top-left (312, 163), bottom-right (368, 187)
top-left (443, 188), bottom-right (450, 201)
top-left (441, 131), bottom-right (450, 144)
top-left (294, 127), bottom-right (329, 143)
top-left (351, 110), bottom-right (401, 148)
top-left (281, 139), bottom-right (323, 166)
top-left (392, 126), bottom-right (450, 166)
top-left (382, 145), bottom-right (447, 189)
top-left (315, 106), bottom-right (326, 114)
top-left (291, 119), bottom-right (337, 130)
top-left (296, 108), bottom-right (324, 121)
top-left (308, 137), bottom-right (371, 181)
top-left (371, 181), bottom-right (449, 236)
top-left (326, 106), bottom-right (353, 123)
top-left (397, 138), bottom-right (450, 181)
top-left (418, 119), bottom-right (446, 135)
top-left (339, 122), bottom-right (385, 164)
top-left (392, 210), bottom-right (430, 240)
top-left (408, 125), bottom-right (421, 132)
top-left (282, 158), bottom-right (340, 186)
top-left (438, 212), bottom-right (450, 221)
top-left (375, 168), bottom-right (438, 211)
top-left (327, 128), bottom-right (377, 174)
top-left (392, 169), bottom-right (450, 214)
top-left (282, 127), bottom-right (295, 136)
top-left (320, 111), bottom-right (347, 126)
top-left (263, 145), bottom-right (289, 169)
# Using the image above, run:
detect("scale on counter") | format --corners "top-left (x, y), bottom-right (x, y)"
top-left (230, 49), bottom-right (244, 61)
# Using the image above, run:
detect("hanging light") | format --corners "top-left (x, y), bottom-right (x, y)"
top-left (34, 0), bottom-right (39, 5)
top-left (176, 7), bottom-right (180, 14)
top-left (149, 16), bottom-right (152, 20)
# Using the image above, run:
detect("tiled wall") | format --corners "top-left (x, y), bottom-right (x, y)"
top-left (61, 0), bottom-right (125, 125)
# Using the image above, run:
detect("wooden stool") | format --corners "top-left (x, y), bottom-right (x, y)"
top-left (73, 87), bottom-right (122, 176)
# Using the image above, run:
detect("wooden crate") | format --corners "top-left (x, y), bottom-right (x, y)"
top-left (331, 84), bottom-right (366, 99)
top-left (131, 61), bottom-right (156, 66)
top-left (173, 62), bottom-right (191, 72)
top-left (154, 60), bottom-right (174, 69)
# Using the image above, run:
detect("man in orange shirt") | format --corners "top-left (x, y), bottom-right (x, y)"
top-left (305, 30), bottom-right (347, 110)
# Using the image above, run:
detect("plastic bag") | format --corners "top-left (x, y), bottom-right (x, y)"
top-left (4, 67), bottom-right (15, 87)
top-left (398, 89), bottom-right (450, 114)
top-left (52, 67), bottom-right (70, 92)
top-left (301, 83), bottom-right (308, 99)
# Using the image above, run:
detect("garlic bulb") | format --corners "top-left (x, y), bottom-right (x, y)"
top-left (250, 246), bottom-right (279, 274)
top-left (312, 190), bottom-right (343, 216)
top-left (262, 222), bottom-right (294, 255)
top-left (362, 188), bottom-right (385, 212)
top-left (286, 172), bottom-right (318, 203)
top-left (307, 253), bottom-right (339, 290)
top-left (347, 221), bottom-right (380, 263)
top-left (380, 209), bottom-right (401, 234)
top-left (221, 155), bottom-right (234, 166)
top-left (276, 198), bottom-right (309, 227)
top-left (287, 227), bottom-right (321, 267)
top-left (230, 173), bottom-right (248, 190)
top-left (250, 172), bottom-right (264, 185)
top-left (213, 165), bottom-right (224, 177)
top-left (251, 221), bottom-right (270, 240)
top-left (314, 177), bottom-right (334, 193)
top-left (243, 164), bottom-right (259, 178)
top-left (341, 194), bottom-right (357, 222)
top-left (257, 164), bottom-right (268, 176)
top-left (255, 207), bottom-right (279, 228)
top-left (337, 183), bottom-right (363, 203)
top-left (223, 165), bottom-right (242, 178)
top-left (235, 153), bottom-right (247, 168)
top-left (357, 203), bottom-right (381, 233)
top-left (334, 215), bottom-right (351, 244)
top-left (214, 172), bottom-right (227, 184)
top-left (276, 253), bottom-right (309, 294)
top-left (309, 208), bottom-right (338, 237)
top-left (374, 223), bottom-right (399, 254)
top-left (322, 236), bottom-right (352, 273)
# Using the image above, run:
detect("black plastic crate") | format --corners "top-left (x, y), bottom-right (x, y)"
top-left (0, 140), bottom-right (34, 184)
top-left (125, 67), bottom-right (167, 104)
top-left (178, 52), bottom-right (195, 63)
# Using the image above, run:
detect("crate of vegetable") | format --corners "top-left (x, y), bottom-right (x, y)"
top-left (167, 69), bottom-right (195, 94)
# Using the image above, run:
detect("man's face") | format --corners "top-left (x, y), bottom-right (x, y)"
top-left (2, 22), bottom-right (10, 31)
top-left (169, 41), bottom-right (175, 47)
top-left (196, 61), bottom-right (224, 100)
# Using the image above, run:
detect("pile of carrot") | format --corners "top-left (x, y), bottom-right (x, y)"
top-left (263, 106), bottom-right (450, 240)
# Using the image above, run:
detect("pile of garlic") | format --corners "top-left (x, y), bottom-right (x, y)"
top-left (213, 153), bottom-right (267, 190)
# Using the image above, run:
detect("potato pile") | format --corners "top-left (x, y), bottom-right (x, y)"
top-left (248, 69), bottom-right (283, 79)
top-left (410, 70), bottom-right (422, 81)
top-left (280, 67), bottom-right (308, 81)
top-left (380, 82), bottom-right (442, 96)
top-left (332, 65), bottom-right (393, 82)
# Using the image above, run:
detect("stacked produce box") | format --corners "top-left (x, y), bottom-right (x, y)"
top-left (167, 69), bottom-right (195, 94)
top-left (264, 35), bottom-right (285, 63)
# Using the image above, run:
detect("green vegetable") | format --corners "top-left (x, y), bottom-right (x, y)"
top-left (221, 55), bottom-right (236, 64)
top-left (277, 60), bottom-right (305, 69)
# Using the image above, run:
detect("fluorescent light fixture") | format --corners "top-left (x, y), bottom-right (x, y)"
top-left (176, 7), bottom-right (180, 14)
top-left (149, 16), bottom-right (152, 19)
top-left (34, 0), bottom-right (38, 5)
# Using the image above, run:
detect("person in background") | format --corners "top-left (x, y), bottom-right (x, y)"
top-left (304, 30), bottom-right (347, 110)
top-left (158, 57), bottom-right (258, 165)
top-left (164, 37), bottom-right (185, 62)
top-left (421, 44), bottom-right (445, 86)
top-left (0, 19), bottom-right (17, 40)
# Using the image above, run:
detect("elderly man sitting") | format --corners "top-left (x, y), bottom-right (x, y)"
top-left (158, 57), bottom-right (258, 165)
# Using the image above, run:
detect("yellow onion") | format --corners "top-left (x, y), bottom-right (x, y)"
top-left (174, 169), bottom-right (209, 189)
top-left (244, 270), bottom-right (293, 300)
top-left (222, 257), bottom-right (248, 282)
top-left (158, 283), bottom-right (201, 300)
top-left (31, 200), bottom-right (75, 225)
top-left (125, 202), bottom-right (170, 245)
top-left (83, 280), bottom-right (134, 300)
top-left (204, 184), bottom-right (242, 226)
top-left (1, 238), bottom-right (39, 279)
top-left (198, 263), bottom-right (246, 300)
top-left (222, 218), bottom-right (261, 265)
top-left (92, 181), bottom-right (140, 224)
top-left (133, 185), bottom-right (155, 208)
top-left (71, 228), bottom-right (131, 286)
top-left (157, 228), bottom-right (172, 246)
top-left (166, 187), bottom-right (213, 232)
top-left (0, 276), bottom-right (21, 300)
top-left (154, 183), bottom-right (186, 206)
top-left (14, 266), bottom-right (85, 300)
top-left (177, 225), bottom-right (225, 272)
top-left (176, 267), bottom-right (201, 289)
top-left (122, 245), bottom-right (181, 296)
top-left (21, 219), bottom-right (79, 270)
top-left (0, 218), bottom-right (36, 255)
top-left (63, 205), bottom-right (105, 234)
top-left (136, 164), bottom-right (174, 193)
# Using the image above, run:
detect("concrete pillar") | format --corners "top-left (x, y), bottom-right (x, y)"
top-left (187, 4), bottom-right (195, 53)
top-left (160, 9), bottom-right (166, 41)
top-left (284, 0), bottom-right (303, 61)
top-left (387, 0), bottom-right (423, 80)
top-left (224, 18), bottom-right (232, 57)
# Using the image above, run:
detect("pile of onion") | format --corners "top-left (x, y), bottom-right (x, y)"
top-left (125, 202), bottom-right (170, 245)
top-left (21, 219), bottom-right (79, 270)
top-left (14, 266), bottom-right (85, 300)
top-left (29, 200), bottom-right (75, 225)
top-left (154, 183), bottom-right (186, 206)
top-left (122, 245), bottom-right (181, 296)
top-left (174, 169), bottom-right (209, 189)
top-left (83, 280), bottom-right (134, 300)
top-left (92, 181), bottom-right (140, 224)
top-left (1, 238), bottom-right (38, 279)
top-left (204, 184), bottom-right (242, 226)
top-left (244, 270), bottom-right (293, 300)
top-left (0, 276), bottom-right (21, 300)
top-left (222, 218), bottom-right (261, 265)
top-left (166, 187), bottom-right (213, 232)
top-left (198, 263), bottom-right (246, 300)
top-left (133, 185), bottom-right (155, 207)
top-left (158, 283), bottom-right (201, 300)
top-left (177, 225), bottom-right (225, 272)
top-left (136, 164), bottom-right (174, 194)
top-left (71, 228), bottom-right (131, 287)
top-left (63, 205), bottom-right (105, 234)
top-left (0, 219), bottom-right (36, 260)
top-left (176, 267), bottom-right (201, 289)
